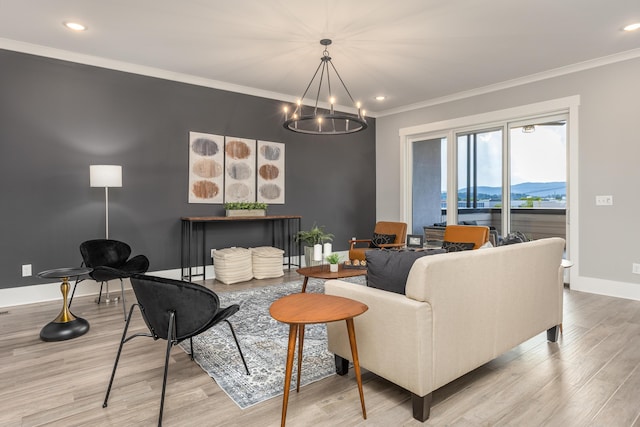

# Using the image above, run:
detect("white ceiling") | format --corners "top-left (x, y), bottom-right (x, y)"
top-left (1, 0), bottom-right (639, 115)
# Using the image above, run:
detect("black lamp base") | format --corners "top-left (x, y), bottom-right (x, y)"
top-left (40, 318), bottom-right (90, 342)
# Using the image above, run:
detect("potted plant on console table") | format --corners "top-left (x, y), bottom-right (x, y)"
top-left (224, 202), bottom-right (268, 217)
top-left (295, 223), bottom-right (334, 267)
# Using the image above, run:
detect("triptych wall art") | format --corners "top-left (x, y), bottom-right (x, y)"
top-left (188, 131), bottom-right (285, 204)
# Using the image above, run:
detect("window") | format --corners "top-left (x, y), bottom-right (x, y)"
top-left (407, 114), bottom-right (568, 241)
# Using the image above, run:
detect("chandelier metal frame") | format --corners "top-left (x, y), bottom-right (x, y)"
top-left (283, 39), bottom-right (367, 135)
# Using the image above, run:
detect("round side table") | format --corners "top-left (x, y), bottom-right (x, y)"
top-left (270, 293), bottom-right (368, 427)
top-left (38, 267), bottom-right (92, 342)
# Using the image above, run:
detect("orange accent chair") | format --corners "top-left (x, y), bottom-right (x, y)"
top-left (443, 225), bottom-right (490, 249)
top-left (349, 221), bottom-right (408, 261)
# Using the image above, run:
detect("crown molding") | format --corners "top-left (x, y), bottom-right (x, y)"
top-left (376, 47), bottom-right (640, 117)
top-left (3, 37), bottom-right (638, 120)
top-left (0, 38), bottom-right (367, 117)
top-left (0, 37), bottom-right (298, 104)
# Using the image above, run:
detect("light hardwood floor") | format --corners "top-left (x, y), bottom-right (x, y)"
top-left (1, 273), bottom-right (640, 426)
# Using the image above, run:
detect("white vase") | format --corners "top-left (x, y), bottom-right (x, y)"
top-left (303, 246), bottom-right (322, 266)
top-left (329, 263), bottom-right (339, 273)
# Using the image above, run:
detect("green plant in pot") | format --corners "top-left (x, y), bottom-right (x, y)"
top-left (295, 223), bottom-right (334, 267)
top-left (224, 202), bottom-right (268, 217)
top-left (325, 252), bottom-right (341, 272)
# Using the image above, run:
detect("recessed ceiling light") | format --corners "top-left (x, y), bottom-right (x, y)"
top-left (375, 96), bottom-right (386, 101)
top-left (64, 22), bottom-right (87, 31)
top-left (623, 23), bottom-right (640, 31)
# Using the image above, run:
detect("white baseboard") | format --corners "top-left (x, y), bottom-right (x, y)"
top-left (0, 252), bottom-right (344, 308)
top-left (571, 275), bottom-right (640, 301)
top-left (0, 267), bottom-right (187, 308)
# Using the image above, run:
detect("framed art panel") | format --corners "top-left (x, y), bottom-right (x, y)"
top-left (224, 137), bottom-right (256, 202)
top-left (188, 131), bottom-right (224, 204)
top-left (257, 140), bottom-right (285, 204)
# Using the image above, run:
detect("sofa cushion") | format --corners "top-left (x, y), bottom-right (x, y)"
top-left (442, 241), bottom-right (475, 252)
top-left (369, 233), bottom-right (396, 248)
top-left (366, 248), bottom-right (445, 294)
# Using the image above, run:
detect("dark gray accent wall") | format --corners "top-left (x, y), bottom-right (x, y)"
top-left (0, 49), bottom-right (376, 289)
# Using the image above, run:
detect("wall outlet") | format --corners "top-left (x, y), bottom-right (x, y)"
top-left (633, 263), bottom-right (640, 275)
top-left (21, 264), bottom-right (32, 277)
top-left (595, 195), bottom-right (613, 206)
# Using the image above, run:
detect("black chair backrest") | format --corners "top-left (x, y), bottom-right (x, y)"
top-left (80, 239), bottom-right (132, 269)
top-left (130, 275), bottom-right (220, 342)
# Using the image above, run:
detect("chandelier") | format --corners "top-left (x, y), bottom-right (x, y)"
top-left (283, 39), bottom-right (367, 135)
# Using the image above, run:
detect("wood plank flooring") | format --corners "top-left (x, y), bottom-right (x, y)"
top-left (1, 273), bottom-right (639, 426)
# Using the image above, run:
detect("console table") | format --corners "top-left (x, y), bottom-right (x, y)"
top-left (180, 215), bottom-right (302, 281)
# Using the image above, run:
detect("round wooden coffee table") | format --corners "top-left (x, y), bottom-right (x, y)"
top-left (296, 264), bottom-right (366, 292)
top-left (270, 293), bottom-right (368, 427)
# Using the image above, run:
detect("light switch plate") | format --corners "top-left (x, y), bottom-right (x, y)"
top-left (21, 264), bottom-right (32, 277)
top-left (595, 195), bottom-right (613, 206)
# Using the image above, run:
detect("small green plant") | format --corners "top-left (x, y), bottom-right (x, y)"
top-left (325, 253), bottom-right (341, 264)
top-left (224, 202), bottom-right (268, 210)
top-left (295, 223), bottom-right (334, 246)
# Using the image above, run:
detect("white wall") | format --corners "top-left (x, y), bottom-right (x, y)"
top-left (376, 56), bottom-right (640, 301)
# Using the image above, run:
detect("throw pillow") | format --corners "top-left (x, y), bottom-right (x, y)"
top-left (366, 248), bottom-right (445, 294)
top-left (441, 241), bottom-right (475, 252)
top-left (369, 233), bottom-right (396, 248)
top-left (500, 231), bottom-right (530, 246)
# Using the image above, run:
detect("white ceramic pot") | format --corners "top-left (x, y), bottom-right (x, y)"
top-left (329, 263), bottom-right (339, 273)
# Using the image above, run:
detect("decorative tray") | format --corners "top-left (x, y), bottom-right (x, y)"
top-left (342, 261), bottom-right (367, 270)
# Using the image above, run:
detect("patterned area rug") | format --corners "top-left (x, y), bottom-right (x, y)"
top-left (178, 276), bottom-right (364, 409)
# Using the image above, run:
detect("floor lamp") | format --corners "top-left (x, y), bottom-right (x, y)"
top-left (90, 165), bottom-right (122, 239)
top-left (90, 165), bottom-right (122, 303)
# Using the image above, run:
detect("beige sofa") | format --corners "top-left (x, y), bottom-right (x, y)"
top-left (325, 237), bottom-right (565, 421)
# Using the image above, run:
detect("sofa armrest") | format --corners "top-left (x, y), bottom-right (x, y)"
top-left (325, 279), bottom-right (434, 397)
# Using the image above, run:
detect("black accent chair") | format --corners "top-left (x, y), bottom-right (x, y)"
top-left (69, 239), bottom-right (149, 320)
top-left (103, 274), bottom-right (250, 426)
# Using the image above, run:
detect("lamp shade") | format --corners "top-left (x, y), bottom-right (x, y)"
top-left (90, 165), bottom-right (122, 188)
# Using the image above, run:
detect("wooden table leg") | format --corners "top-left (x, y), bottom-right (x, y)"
top-left (301, 276), bottom-right (309, 293)
top-left (346, 318), bottom-right (366, 419)
top-left (296, 325), bottom-right (305, 392)
top-left (281, 324), bottom-right (298, 427)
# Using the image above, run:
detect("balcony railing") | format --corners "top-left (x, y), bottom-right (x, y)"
top-left (438, 208), bottom-right (566, 241)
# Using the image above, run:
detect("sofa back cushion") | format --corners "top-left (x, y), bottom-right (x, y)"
top-left (366, 248), bottom-right (446, 294)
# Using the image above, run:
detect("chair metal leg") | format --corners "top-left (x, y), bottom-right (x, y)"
top-left (69, 262), bottom-right (86, 309)
top-left (97, 281), bottom-right (105, 304)
top-left (103, 304), bottom-right (138, 408)
top-left (68, 278), bottom-right (82, 309)
top-left (225, 320), bottom-right (250, 375)
top-left (119, 278), bottom-right (127, 321)
top-left (190, 337), bottom-right (195, 361)
top-left (158, 311), bottom-right (176, 426)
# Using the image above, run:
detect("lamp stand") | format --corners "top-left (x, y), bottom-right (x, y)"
top-left (94, 186), bottom-right (120, 304)
top-left (104, 186), bottom-right (109, 239)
